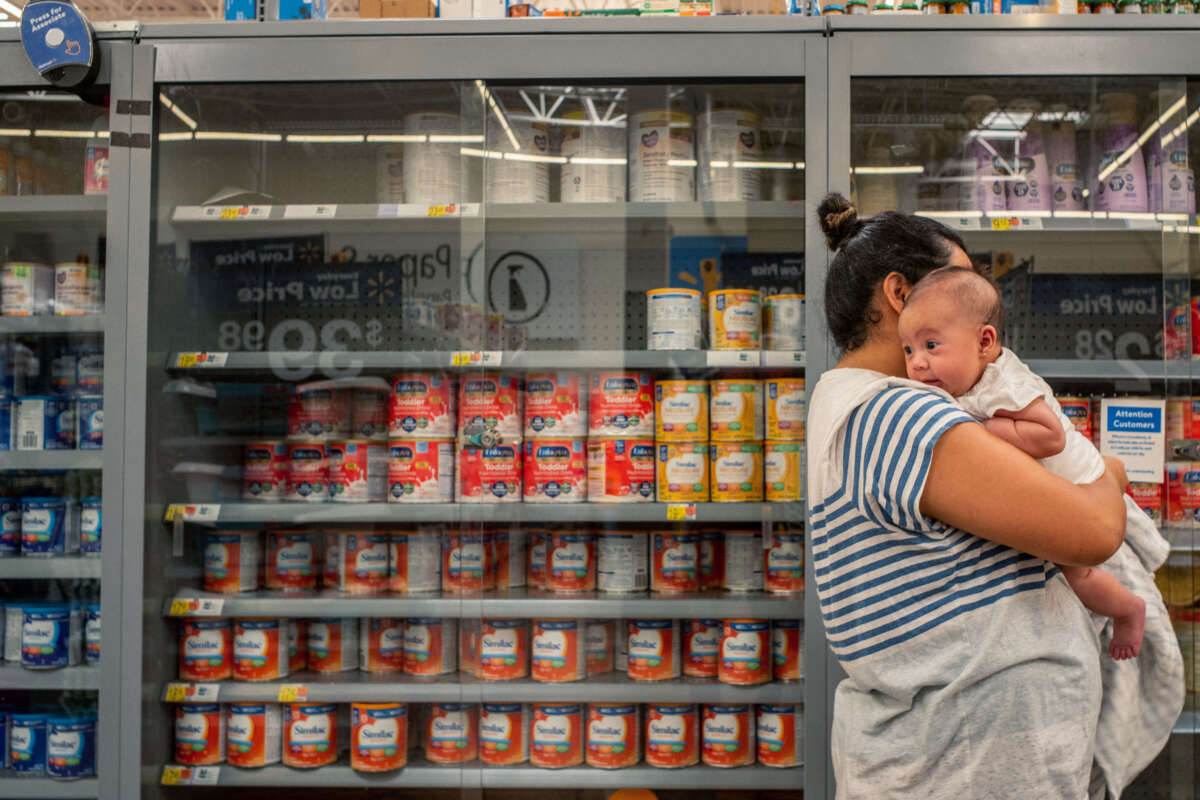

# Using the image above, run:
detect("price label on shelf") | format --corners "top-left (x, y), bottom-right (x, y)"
top-left (164, 504), bottom-right (221, 524)
top-left (988, 215), bottom-right (1044, 231)
top-left (190, 766), bottom-right (220, 786)
top-left (427, 204), bottom-right (459, 218)
top-left (167, 598), bottom-right (224, 617)
top-left (666, 504), bottom-right (696, 521)
top-left (283, 204), bottom-right (337, 219)
top-left (277, 684), bottom-right (309, 702)
top-left (164, 683), bottom-right (188, 702)
top-left (204, 205), bottom-right (270, 221)
top-left (989, 217), bottom-right (1011, 231)
top-left (706, 350), bottom-right (761, 367)
top-left (162, 766), bottom-right (220, 786)
top-left (167, 599), bottom-right (192, 616)
top-left (161, 767), bottom-right (186, 786)
top-left (449, 351), bottom-right (503, 367)
top-left (175, 352), bottom-right (228, 368)
top-left (762, 351), bottom-right (805, 368)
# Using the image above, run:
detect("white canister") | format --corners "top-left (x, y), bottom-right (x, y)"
top-left (763, 293), bottom-right (804, 351)
top-left (53, 263), bottom-right (102, 316)
top-left (403, 112), bottom-right (464, 206)
top-left (485, 120), bottom-right (551, 204)
top-left (1005, 103), bottom-right (1052, 213)
top-left (628, 110), bottom-right (694, 203)
top-left (560, 111), bottom-right (626, 203)
top-left (696, 108), bottom-right (763, 202)
top-left (646, 288), bottom-right (702, 351)
top-left (376, 146), bottom-right (404, 203)
top-left (1, 263), bottom-right (54, 316)
top-left (596, 533), bottom-right (649, 593)
top-left (722, 531), bottom-right (764, 592)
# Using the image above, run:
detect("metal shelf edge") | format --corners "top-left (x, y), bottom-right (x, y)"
top-left (0, 776), bottom-right (99, 798)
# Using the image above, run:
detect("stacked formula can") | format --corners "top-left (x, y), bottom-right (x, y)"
top-left (646, 287), bottom-right (804, 354)
top-left (523, 373), bottom-right (587, 503)
top-left (588, 372), bottom-right (656, 504)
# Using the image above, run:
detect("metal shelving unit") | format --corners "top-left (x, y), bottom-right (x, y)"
top-left (0, 777), bottom-right (100, 799)
top-left (0, 451), bottom-right (104, 471)
top-left (0, 315), bottom-right (106, 335)
top-left (0, 664), bottom-right (100, 691)
top-left (1026, 360), bottom-right (1197, 381)
top-left (0, 194), bottom-right (107, 221)
top-left (0, 557), bottom-right (102, 580)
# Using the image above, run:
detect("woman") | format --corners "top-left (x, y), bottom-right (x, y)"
top-left (807, 194), bottom-right (1129, 798)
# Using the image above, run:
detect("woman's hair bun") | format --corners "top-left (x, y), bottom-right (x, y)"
top-left (817, 193), bottom-right (860, 252)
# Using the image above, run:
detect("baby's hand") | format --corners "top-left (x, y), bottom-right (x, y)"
top-left (984, 399), bottom-right (1067, 459)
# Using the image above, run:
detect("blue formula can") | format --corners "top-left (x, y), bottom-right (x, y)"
top-left (0, 498), bottom-right (19, 556)
top-left (10, 713), bottom-right (46, 773)
top-left (0, 709), bottom-right (9, 768)
top-left (21, 497), bottom-right (78, 556)
top-left (0, 398), bottom-right (11, 451)
top-left (76, 396), bottom-right (102, 450)
top-left (84, 605), bottom-right (100, 665)
top-left (80, 498), bottom-right (101, 557)
top-left (47, 714), bottom-right (96, 779)
top-left (21, 604), bottom-right (80, 669)
top-left (14, 396), bottom-right (74, 450)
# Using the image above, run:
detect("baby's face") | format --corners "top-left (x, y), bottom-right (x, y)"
top-left (897, 296), bottom-right (990, 397)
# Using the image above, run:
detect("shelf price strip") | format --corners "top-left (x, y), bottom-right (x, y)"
top-left (164, 683), bottom-right (219, 702)
top-left (164, 504), bottom-right (221, 524)
top-left (450, 351), bottom-right (502, 367)
top-left (167, 598), bottom-right (225, 617)
top-left (666, 504), bottom-right (697, 521)
top-left (162, 766), bottom-right (220, 786)
top-left (174, 352), bottom-right (229, 368)
top-left (277, 684), bottom-right (309, 702)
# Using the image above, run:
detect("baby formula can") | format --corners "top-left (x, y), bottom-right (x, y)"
top-left (683, 618), bottom-right (721, 678)
top-left (84, 604), bottom-right (100, 665)
top-left (21, 497), bottom-right (78, 556)
top-left (2, 262), bottom-right (53, 315)
top-left (403, 111), bottom-right (462, 204)
top-left (330, 532), bottom-right (389, 593)
top-left (1127, 482), bottom-right (1163, 524)
top-left (322, 532), bottom-right (339, 588)
top-left (287, 386), bottom-right (351, 441)
top-left (525, 372), bottom-right (588, 438)
top-left (442, 531), bottom-right (491, 592)
top-left (360, 617), bottom-right (405, 672)
top-left (657, 443), bottom-right (710, 503)
top-left (79, 497), bottom-right (101, 556)
top-left (179, 619), bottom-right (233, 681)
top-left (711, 443), bottom-right (764, 501)
top-left (765, 531), bottom-right (805, 593)
top-left (1057, 396), bottom-right (1093, 439)
top-left (3, 604), bottom-right (21, 662)
top-left (531, 619), bottom-right (587, 682)
top-left (527, 530), bottom-right (548, 589)
top-left (709, 289), bottom-right (761, 351)
top-left (719, 619), bottom-right (771, 685)
top-left (587, 438), bottom-right (656, 502)
top-left (76, 395), bottom-right (102, 450)
top-left (589, 372), bottom-right (655, 437)
top-left (486, 118), bottom-right (551, 203)
top-left (480, 703), bottom-right (529, 766)
top-left (629, 109), bottom-right (695, 202)
top-left (645, 704), bottom-right (699, 768)
top-left (702, 704), bottom-right (754, 768)
top-left (264, 531), bottom-right (317, 591)
top-left (0, 498), bottom-right (19, 555)
top-left (710, 379), bottom-right (764, 441)
top-left (47, 714), bottom-right (96, 779)
top-left (490, 529), bottom-right (527, 589)
top-left (587, 704), bottom-right (640, 769)
top-left (233, 618), bottom-right (289, 681)
top-left (403, 618), bottom-right (457, 675)
top-left (586, 619), bottom-right (614, 675)
top-left (456, 444), bottom-right (522, 503)
top-left (756, 704), bottom-right (802, 767)
top-left (596, 532), bottom-right (648, 593)
top-left (390, 530), bottom-right (442, 592)
top-left (763, 293), bottom-right (805, 351)
top-left (524, 439), bottom-right (587, 503)
top-left (243, 442), bottom-right (289, 501)
top-left (283, 703), bottom-right (338, 768)
top-left (388, 439), bottom-right (455, 503)
top-left (1168, 461), bottom-right (1200, 524)
top-left (327, 441), bottom-right (388, 502)
top-left (351, 388), bottom-right (389, 441)
top-left (652, 532), bottom-right (701, 592)
top-left (15, 397), bottom-right (74, 452)
top-left (765, 377), bottom-right (806, 441)
top-left (308, 617), bottom-right (359, 673)
top-left (286, 444), bottom-right (328, 503)
top-left (700, 531), bottom-right (724, 590)
top-left (227, 703), bottom-right (282, 768)
top-left (11, 713), bottom-right (46, 773)
top-left (203, 531), bottom-right (262, 593)
top-left (646, 289), bottom-right (703, 351)
top-left (459, 373), bottom-right (522, 443)
top-left (773, 619), bottom-right (802, 681)
top-left (175, 704), bottom-right (224, 766)
top-left (425, 703), bottom-right (478, 764)
top-left (390, 373), bottom-right (457, 439)
top-left (22, 604), bottom-right (79, 668)
top-left (765, 442), bottom-right (804, 502)
top-left (723, 531), bottom-right (764, 591)
top-left (559, 109), bottom-right (625, 203)
top-left (655, 380), bottom-right (708, 441)
top-left (477, 619), bottom-right (529, 680)
top-left (627, 619), bottom-right (681, 681)
top-left (351, 703), bottom-right (407, 772)
top-left (545, 532), bottom-right (596, 592)
top-left (531, 704), bottom-right (584, 769)
top-left (288, 619), bottom-right (308, 673)
top-left (697, 109), bottom-right (762, 202)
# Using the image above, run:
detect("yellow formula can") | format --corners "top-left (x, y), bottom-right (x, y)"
top-left (765, 378), bottom-right (806, 442)
top-left (708, 289), bottom-right (761, 351)
top-left (710, 379), bottom-right (763, 442)
top-left (655, 380), bottom-right (709, 442)
top-left (710, 443), bottom-right (763, 502)
top-left (764, 442), bottom-right (803, 502)
top-left (657, 443), bottom-right (710, 503)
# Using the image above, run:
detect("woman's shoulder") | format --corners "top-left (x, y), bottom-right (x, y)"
top-left (810, 369), bottom-right (962, 455)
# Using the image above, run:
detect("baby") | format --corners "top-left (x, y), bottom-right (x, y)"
top-left (898, 266), bottom-right (1146, 660)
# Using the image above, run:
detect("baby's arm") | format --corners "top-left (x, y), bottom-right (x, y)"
top-left (982, 398), bottom-right (1067, 459)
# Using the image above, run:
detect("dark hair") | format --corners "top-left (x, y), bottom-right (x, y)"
top-left (905, 266), bottom-right (1005, 344)
top-left (817, 193), bottom-right (969, 352)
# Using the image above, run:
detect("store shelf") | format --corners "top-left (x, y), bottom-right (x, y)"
top-left (0, 776), bottom-right (98, 798)
top-left (1174, 710), bottom-right (1198, 735)
top-left (163, 588), bottom-right (803, 619)
top-left (1027, 359), bottom-right (1195, 382)
top-left (915, 210), bottom-right (1199, 234)
top-left (0, 315), bottom-right (105, 335)
top-left (0, 557), bottom-right (101, 579)
top-left (0, 451), bottom-right (103, 471)
top-left (0, 664), bottom-right (98, 690)
top-left (0, 194), bottom-right (107, 222)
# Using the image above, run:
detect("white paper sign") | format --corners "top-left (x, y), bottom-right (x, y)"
top-left (1100, 398), bottom-right (1166, 483)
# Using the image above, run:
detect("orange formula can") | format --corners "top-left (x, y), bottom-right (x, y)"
top-left (288, 619), bottom-right (308, 673)
top-left (702, 704), bottom-right (754, 768)
top-left (683, 618), bottom-right (721, 678)
top-left (700, 531), bottom-right (724, 591)
top-left (203, 531), bottom-right (262, 593)
top-left (351, 703), bottom-right (407, 772)
top-left (1127, 482), bottom-right (1163, 525)
top-left (652, 532), bottom-right (700, 593)
top-left (442, 531), bottom-right (492, 592)
top-left (387, 439), bottom-right (455, 503)
top-left (286, 443), bottom-right (328, 502)
top-left (756, 704), bottom-right (802, 767)
top-left (764, 532), bottom-right (804, 593)
top-left (719, 620), bottom-right (771, 685)
top-left (425, 703), bottom-right (478, 764)
top-left (360, 617), bottom-right (404, 673)
top-left (765, 378), bottom-right (806, 441)
top-left (1167, 461), bottom-right (1200, 524)
top-left (322, 532), bottom-right (339, 588)
top-left (390, 372), bottom-right (457, 439)
top-left (587, 438), bottom-right (656, 503)
top-left (179, 619), bottom-right (233, 681)
top-left (710, 442), bottom-right (764, 501)
top-left (545, 532), bottom-right (596, 592)
top-left (586, 704), bottom-right (640, 769)
top-left (773, 619), bottom-right (802, 681)
top-left (242, 441), bottom-right (289, 501)
top-left (645, 704), bottom-right (699, 768)
top-left (490, 530), bottom-right (527, 589)
top-left (1057, 396), bottom-right (1093, 439)
top-left (226, 702), bottom-right (282, 768)
top-left (531, 619), bottom-right (587, 682)
top-left (589, 372), bottom-right (655, 438)
top-left (459, 373), bottom-right (523, 443)
top-left (327, 441), bottom-right (388, 502)
top-left (336, 532), bottom-right (390, 593)
top-left (175, 704), bottom-right (225, 766)
top-left (403, 618), bottom-right (458, 675)
top-left (265, 531), bottom-right (317, 592)
top-left (233, 618), bottom-right (289, 681)
top-left (626, 619), bottom-right (681, 681)
top-left (709, 289), bottom-right (761, 350)
top-left (389, 530), bottom-right (442, 593)
top-left (480, 703), bottom-right (530, 766)
top-left (525, 372), bottom-right (588, 438)
top-left (524, 439), bottom-right (587, 503)
top-left (477, 619), bottom-right (528, 680)
top-left (764, 442), bottom-right (803, 502)
top-left (655, 380), bottom-right (709, 441)
top-left (527, 530), bottom-right (548, 589)
top-left (456, 444), bottom-right (523, 503)
top-left (531, 704), bottom-right (584, 768)
top-left (283, 703), bottom-right (339, 769)
top-left (710, 379), bottom-right (764, 441)
top-left (586, 620), bottom-right (614, 675)
top-left (308, 617), bottom-right (359, 673)
top-left (656, 443), bottom-right (710, 503)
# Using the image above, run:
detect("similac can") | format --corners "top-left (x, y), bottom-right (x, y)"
top-left (442, 532), bottom-right (491, 592)
top-left (179, 619), bottom-right (233, 681)
top-left (389, 531), bottom-right (442, 592)
top-left (175, 704), bottom-right (224, 766)
top-left (531, 619), bottom-right (587, 682)
top-left (425, 703), bottom-right (477, 764)
top-left (15, 396), bottom-right (74, 450)
top-left (756, 704), bottom-right (802, 767)
top-left (226, 703), bottom-right (282, 768)
top-left (403, 618), bottom-right (457, 675)
top-left (765, 532), bottom-right (805, 593)
top-left (1057, 396), bottom-right (1093, 440)
top-left (763, 294), bottom-right (805, 351)
top-left (773, 619), bottom-right (802, 681)
top-left (20, 496), bottom-right (77, 556)
top-left (626, 619), bottom-right (681, 681)
top-left (288, 387), bottom-right (351, 441)
top-left (336, 532), bottom-right (390, 593)
top-left (1127, 482), bottom-right (1163, 525)
top-left (710, 379), bottom-right (764, 441)
top-left (456, 444), bottom-right (522, 503)
top-left (242, 442), bottom-right (289, 501)
top-left (21, 604), bottom-right (80, 668)
top-left (480, 703), bottom-right (530, 765)
top-left (360, 617), bottom-right (405, 672)
top-left (388, 440), bottom-right (454, 503)
top-left (596, 533), bottom-right (648, 593)
top-left (531, 704), bottom-right (584, 768)
top-left (265, 531), bottom-right (317, 592)
top-left (308, 617), bottom-right (359, 673)
top-left (628, 110), bottom-right (695, 203)
top-left (765, 378), bottom-right (806, 441)
top-left (652, 532), bottom-right (701, 592)
top-left (700, 531), bottom-right (724, 591)
top-left (589, 372), bottom-right (655, 437)
top-left (322, 533), bottom-right (339, 589)
top-left (587, 438), bottom-right (656, 502)
top-left (351, 703), bottom-right (407, 772)
top-left (587, 704), bottom-right (640, 769)
top-left (0, 498), bottom-right (19, 555)
top-left (288, 619), bottom-right (308, 673)
top-left (203, 531), bottom-right (262, 593)
top-left (710, 443), bottom-right (764, 501)
top-left (351, 388), bottom-right (389, 441)
top-left (233, 618), bottom-right (289, 681)
top-left (283, 703), bottom-right (339, 768)
top-left (709, 289), bottom-right (761, 350)
top-left (327, 441), bottom-right (388, 502)
top-left (46, 714), bottom-right (97, 779)
top-left (286, 443), bottom-right (328, 502)
top-left (85, 604), bottom-right (100, 665)
top-left (490, 530), bottom-right (527, 589)
top-left (683, 618), bottom-right (721, 678)
top-left (524, 439), bottom-right (587, 503)
top-left (525, 373), bottom-right (588, 438)
top-left (702, 704), bottom-right (754, 768)
top-left (477, 619), bottom-right (528, 680)
top-left (646, 288), bottom-right (703, 352)
top-left (655, 380), bottom-right (708, 441)
top-left (545, 532), bottom-right (596, 592)
top-left (76, 395), bottom-right (103, 451)
top-left (586, 619), bottom-right (614, 675)
top-left (10, 713), bottom-right (46, 773)
top-left (657, 443), bottom-right (710, 503)
top-left (719, 620), bottom-right (771, 685)
top-left (527, 530), bottom-right (547, 589)
top-left (390, 373), bottom-right (457, 439)
top-left (765, 442), bottom-right (804, 502)
top-left (645, 704), bottom-right (699, 768)
top-left (459, 373), bottom-right (522, 443)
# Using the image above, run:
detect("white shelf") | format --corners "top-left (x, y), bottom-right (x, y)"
top-left (0, 557), bottom-right (101, 579)
top-left (1028, 359), bottom-right (1195, 381)
top-left (0, 664), bottom-right (98, 690)
top-left (0, 315), bottom-right (105, 335)
top-left (0, 776), bottom-right (97, 798)
top-left (916, 210), bottom-right (1199, 234)
top-left (0, 451), bottom-right (103, 471)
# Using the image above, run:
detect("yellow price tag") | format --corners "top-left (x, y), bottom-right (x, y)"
top-left (428, 205), bottom-right (447, 218)
top-left (176, 353), bottom-right (198, 368)
top-left (168, 599), bottom-right (192, 617)
top-left (666, 504), bottom-right (694, 521)
top-left (164, 683), bottom-right (188, 702)
top-left (990, 217), bottom-right (1011, 231)
top-left (162, 767), bottom-right (185, 785)
top-left (164, 505), bottom-right (178, 522)
top-left (277, 685), bottom-right (306, 702)
top-left (220, 207), bottom-right (240, 220)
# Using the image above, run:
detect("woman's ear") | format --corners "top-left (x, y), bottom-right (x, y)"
top-left (979, 324), bottom-right (998, 353)
top-left (881, 272), bottom-right (912, 315)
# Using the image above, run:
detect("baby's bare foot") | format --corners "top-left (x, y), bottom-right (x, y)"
top-left (1108, 595), bottom-right (1147, 661)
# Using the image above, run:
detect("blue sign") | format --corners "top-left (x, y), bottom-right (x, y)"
top-left (20, 1), bottom-right (94, 81)
top-left (1106, 405), bottom-right (1162, 434)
